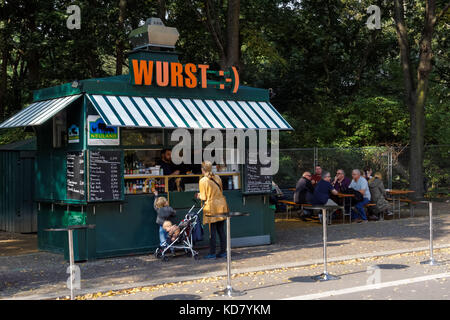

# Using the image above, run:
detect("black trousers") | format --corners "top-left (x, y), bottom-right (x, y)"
top-left (209, 220), bottom-right (226, 255)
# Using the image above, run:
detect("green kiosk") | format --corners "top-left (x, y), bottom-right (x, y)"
top-left (0, 18), bottom-right (292, 261)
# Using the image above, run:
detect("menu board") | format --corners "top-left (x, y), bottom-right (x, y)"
top-left (88, 150), bottom-right (122, 202)
top-left (244, 162), bottom-right (272, 194)
top-left (67, 151), bottom-right (85, 200)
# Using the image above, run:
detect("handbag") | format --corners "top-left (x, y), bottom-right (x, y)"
top-left (193, 222), bottom-right (204, 243)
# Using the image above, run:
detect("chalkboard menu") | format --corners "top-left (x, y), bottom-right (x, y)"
top-left (244, 162), bottom-right (272, 194)
top-left (88, 150), bottom-right (122, 202)
top-left (67, 151), bottom-right (85, 200)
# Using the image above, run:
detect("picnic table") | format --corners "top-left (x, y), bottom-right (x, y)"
top-left (386, 189), bottom-right (416, 218)
top-left (337, 192), bottom-right (355, 223)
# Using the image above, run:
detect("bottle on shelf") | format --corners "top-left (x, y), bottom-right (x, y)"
top-left (228, 176), bottom-right (233, 190)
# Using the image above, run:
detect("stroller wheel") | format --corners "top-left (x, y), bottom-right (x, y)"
top-left (155, 248), bottom-right (163, 259)
top-left (162, 255), bottom-right (169, 262)
top-left (185, 250), bottom-right (192, 257)
top-left (193, 253), bottom-right (200, 260)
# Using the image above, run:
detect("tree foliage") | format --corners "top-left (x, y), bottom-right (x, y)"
top-left (0, 0), bottom-right (448, 153)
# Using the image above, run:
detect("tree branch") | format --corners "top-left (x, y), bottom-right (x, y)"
top-left (436, 2), bottom-right (450, 24)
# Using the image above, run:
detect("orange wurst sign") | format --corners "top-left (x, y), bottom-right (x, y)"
top-left (131, 60), bottom-right (239, 93)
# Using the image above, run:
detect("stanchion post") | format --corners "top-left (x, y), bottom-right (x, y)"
top-left (213, 212), bottom-right (246, 297)
top-left (67, 229), bottom-right (75, 300)
top-left (312, 207), bottom-right (340, 281)
top-left (421, 201), bottom-right (441, 266)
top-left (226, 216), bottom-right (232, 294)
top-left (322, 208), bottom-right (328, 275)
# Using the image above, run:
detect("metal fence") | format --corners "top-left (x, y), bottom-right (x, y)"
top-left (274, 145), bottom-right (450, 194)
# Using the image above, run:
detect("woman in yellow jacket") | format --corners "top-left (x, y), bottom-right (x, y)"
top-left (196, 161), bottom-right (229, 259)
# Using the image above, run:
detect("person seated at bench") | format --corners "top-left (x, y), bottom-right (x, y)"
top-left (270, 181), bottom-right (285, 212)
top-left (349, 169), bottom-right (371, 223)
top-left (331, 168), bottom-right (351, 206)
top-left (293, 172), bottom-right (314, 217)
top-left (368, 172), bottom-right (393, 219)
top-left (311, 171), bottom-right (339, 222)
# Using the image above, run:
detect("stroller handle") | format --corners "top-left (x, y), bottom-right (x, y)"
top-left (186, 201), bottom-right (204, 218)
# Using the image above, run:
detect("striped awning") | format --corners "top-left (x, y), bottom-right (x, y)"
top-left (0, 95), bottom-right (82, 128)
top-left (87, 94), bottom-right (292, 130)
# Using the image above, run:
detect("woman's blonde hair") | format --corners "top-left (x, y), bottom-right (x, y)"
top-left (370, 172), bottom-right (383, 183)
top-left (155, 196), bottom-right (168, 209)
top-left (202, 161), bottom-right (215, 178)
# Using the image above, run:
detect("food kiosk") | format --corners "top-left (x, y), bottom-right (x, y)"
top-left (0, 18), bottom-right (292, 260)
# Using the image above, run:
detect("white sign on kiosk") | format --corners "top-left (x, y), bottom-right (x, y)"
top-left (87, 115), bottom-right (120, 146)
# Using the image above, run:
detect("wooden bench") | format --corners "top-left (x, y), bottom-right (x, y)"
top-left (386, 198), bottom-right (419, 217)
top-left (399, 198), bottom-right (419, 217)
top-left (277, 200), bottom-right (311, 219)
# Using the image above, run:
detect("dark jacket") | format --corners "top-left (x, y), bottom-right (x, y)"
top-left (333, 177), bottom-right (351, 193)
top-left (346, 188), bottom-right (364, 203)
top-left (293, 177), bottom-right (314, 204)
top-left (154, 196), bottom-right (177, 225)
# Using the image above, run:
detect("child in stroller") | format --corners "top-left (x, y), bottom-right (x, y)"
top-left (154, 199), bottom-right (204, 262)
top-left (162, 220), bottom-right (180, 242)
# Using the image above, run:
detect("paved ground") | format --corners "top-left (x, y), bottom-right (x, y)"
top-left (90, 247), bottom-right (450, 300)
top-left (0, 201), bottom-right (449, 300)
top-left (0, 232), bottom-right (37, 256)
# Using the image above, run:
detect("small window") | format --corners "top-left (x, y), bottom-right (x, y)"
top-left (121, 128), bottom-right (163, 146)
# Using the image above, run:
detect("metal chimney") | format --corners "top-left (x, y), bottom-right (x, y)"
top-left (129, 17), bottom-right (179, 51)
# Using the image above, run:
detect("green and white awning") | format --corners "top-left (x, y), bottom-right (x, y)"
top-left (0, 95), bottom-right (82, 128)
top-left (87, 94), bottom-right (292, 130)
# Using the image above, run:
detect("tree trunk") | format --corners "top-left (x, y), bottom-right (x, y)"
top-left (224, 0), bottom-right (240, 70)
top-left (25, 5), bottom-right (40, 91)
top-left (158, 0), bottom-right (167, 24)
top-left (393, 0), bottom-right (439, 198)
top-left (0, 38), bottom-right (8, 119)
top-left (411, 0), bottom-right (436, 197)
top-left (116, 0), bottom-right (127, 76)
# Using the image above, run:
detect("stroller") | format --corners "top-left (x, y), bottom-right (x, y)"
top-left (154, 202), bottom-right (204, 262)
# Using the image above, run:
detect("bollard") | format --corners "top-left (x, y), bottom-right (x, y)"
top-left (420, 201), bottom-right (442, 266)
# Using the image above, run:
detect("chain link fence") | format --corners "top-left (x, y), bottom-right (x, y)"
top-left (274, 145), bottom-right (449, 196)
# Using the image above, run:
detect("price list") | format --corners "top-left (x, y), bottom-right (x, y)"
top-left (244, 163), bottom-right (272, 194)
top-left (67, 151), bottom-right (85, 200)
top-left (89, 150), bottom-right (122, 202)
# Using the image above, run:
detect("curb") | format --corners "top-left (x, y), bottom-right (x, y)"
top-left (5, 243), bottom-right (450, 300)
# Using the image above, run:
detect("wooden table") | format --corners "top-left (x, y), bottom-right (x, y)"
top-left (386, 189), bottom-right (415, 218)
top-left (337, 192), bottom-right (355, 224)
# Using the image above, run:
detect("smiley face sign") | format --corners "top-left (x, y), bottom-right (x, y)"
top-left (131, 59), bottom-right (239, 93)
